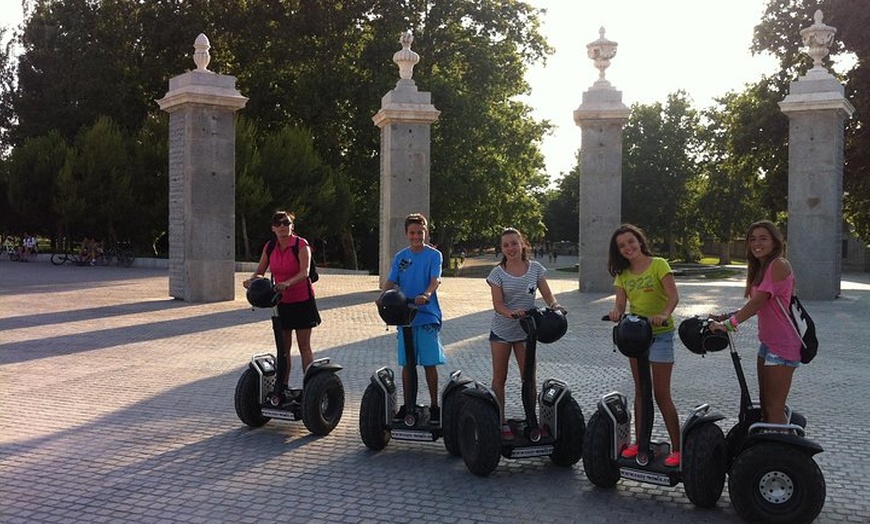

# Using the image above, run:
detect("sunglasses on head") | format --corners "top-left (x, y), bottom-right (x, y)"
top-left (273, 219), bottom-right (292, 227)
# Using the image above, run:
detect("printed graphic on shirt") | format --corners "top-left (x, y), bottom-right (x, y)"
top-left (398, 258), bottom-right (412, 272)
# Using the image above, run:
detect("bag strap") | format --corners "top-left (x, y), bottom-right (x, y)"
top-left (291, 236), bottom-right (314, 298)
top-left (775, 295), bottom-right (807, 349)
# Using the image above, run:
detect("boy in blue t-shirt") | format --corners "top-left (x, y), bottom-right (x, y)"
top-left (380, 213), bottom-right (446, 421)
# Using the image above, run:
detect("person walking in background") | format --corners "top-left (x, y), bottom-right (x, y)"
top-left (607, 223), bottom-right (681, 466)
top-left (487, 228), bottom-right (564, 440)
top-left (710, 220), bottom-right (801, 425)
top-left (379, 213), bottom-right (446, 421)
top-left (243, 211), bottom-right (320, 395)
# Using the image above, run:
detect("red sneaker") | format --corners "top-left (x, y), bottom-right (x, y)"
top-left (620, 443), bottom-right (638, 458)
top-left (664, 451), bottom-right (681, 467)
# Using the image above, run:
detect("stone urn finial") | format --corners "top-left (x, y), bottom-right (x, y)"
top-left (193, 33), bottom-right (211, 72)
top-left (393, 31), bottom-right (420, 80)
top-left (800, 10), bottom-right (836, 72)
top-left (587, 27), bottom-right (618, 86)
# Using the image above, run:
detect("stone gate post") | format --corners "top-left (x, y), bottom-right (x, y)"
top-left (372, 32), bottom-right (440, 283)
top-left (779, 11), bottom-right (854, 300)
top-left (157, 34), bottom-right (247, 302)
top-left (573, 28), bottom-right (631, 293)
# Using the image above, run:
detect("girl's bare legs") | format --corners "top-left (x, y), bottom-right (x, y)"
top-left (651, 362), bottom-right (680, 452)
top-left (281, 329), bottom-right (294, 386)
top-left (295, 327), bottom-right (314, 372)
top-left (758, 363), bottom-right (795, 424)
top-left (490, 341), bottom-right (511, 422)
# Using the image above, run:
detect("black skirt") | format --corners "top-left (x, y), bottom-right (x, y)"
top-left (277, 297), bottom-right (321, 330)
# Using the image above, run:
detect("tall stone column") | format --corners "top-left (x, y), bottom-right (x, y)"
top-left (573, 28), bottom-right (631, 293)
top-left (157, 34), bottom-right (248, 302)
top-left (779, 11), bottom-right (854, 300)
top-left (372, 32), bottom-right (440, 283)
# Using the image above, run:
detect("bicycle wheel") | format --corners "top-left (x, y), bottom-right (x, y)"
top-left (51, 253), bottom-right (69, 265)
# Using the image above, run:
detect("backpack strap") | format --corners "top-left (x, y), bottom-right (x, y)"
top-left (291, 236), bottom-right (314, 299)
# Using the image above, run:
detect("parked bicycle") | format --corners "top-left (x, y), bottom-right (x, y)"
top-left (101, 242), bottom-right (135, 267)
top-left (51, 249), bottom-right (88, 266)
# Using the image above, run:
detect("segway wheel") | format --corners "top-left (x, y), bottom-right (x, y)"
top-left (581, 411), bottom-right (621, 488)
top-left (359, 383), bottom-right (391, 450)
top-left (301, 372), bottom-right (344, 436)
top-left (458, 395), bottom-right (501, 476)
top-left (682, 422), bottom-right (726, 508)
top-left (234, 367), bottom-right (270, 428)
top-left (441, 388), bottom-right (465, 457)
top-left (550, 394), bottom-right (585, 467)
top-left (728, 442), bottom-right (826, 524)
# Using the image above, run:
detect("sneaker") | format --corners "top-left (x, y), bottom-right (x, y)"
top-left (664, 451), bottom-right (681, 467)
top-left (429, 406), bottom-right (440, 425)
top-left (621, 443), bottom-right (639, 458)
top-left (501, 424), bottom-right (514, 440)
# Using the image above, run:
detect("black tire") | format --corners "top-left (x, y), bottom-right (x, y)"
top-left (234, 367), bottom-right (270, 428)
top-left (682, 422), bottom-right (727, 508)
top-left (728, 442), bottom-right (826, 524)
top-left (50, 253), bottom-right (66, 266)
top-left (441, 388), bottom-right (464, 457)
top-left (302, 372), bottom-right (344, 436)
top-left (550, 395), bottom-right (585, 466)
top-left (582, 411), bottom-right (621, 488)
top-left (359, 382), bottom-right (391, 450)
top-left (458, 395), bottom-right (502, 476)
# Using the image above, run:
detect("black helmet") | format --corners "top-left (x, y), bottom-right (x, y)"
top-left (377, 289), bottom-right (417, 326)
top-left (613, 315), bottom-right (653, 358)
top-left (536, 308), bottom-right (568, 343)
top-left (246, 278), bottom-right (280, 308)
top-left (678, 316), bottom-right (729, 355)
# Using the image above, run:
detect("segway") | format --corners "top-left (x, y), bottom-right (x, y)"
top-left (234, 278), bottom-right (344, 435)
top-left (679, 316), bottom-right (826, 523)
top-left (583, 315), bottom-right (728, 508)
top-left (457, 307), bottom-right (585, 476)
top-left (359, 289), bottom-right (471, 454)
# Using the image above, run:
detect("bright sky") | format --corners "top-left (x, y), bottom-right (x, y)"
top-left (0, 1), bottom-right (790, 183)
top-left (524, 0), bottom-right (781, 181)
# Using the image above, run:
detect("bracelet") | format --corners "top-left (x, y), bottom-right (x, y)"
top-left (725, 314), bottom-right (739, 332)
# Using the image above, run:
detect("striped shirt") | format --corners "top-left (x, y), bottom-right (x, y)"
top-left (487, 261), bottom-right (547, 342)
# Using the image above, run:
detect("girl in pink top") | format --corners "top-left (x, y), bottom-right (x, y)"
top-left (712, 220), bottom-right (801, 424)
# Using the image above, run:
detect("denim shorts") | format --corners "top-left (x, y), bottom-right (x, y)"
top-left (397, 324), bottom-right (446, 367)
top-left (648, 331), bottom-right (675, 364)
top-left (757, 343), bottom-right (801, 368)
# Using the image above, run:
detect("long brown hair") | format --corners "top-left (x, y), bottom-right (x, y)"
top-left (607, 224), bottom-right (653, 276)
top-left (498, 228), bottom-right (530, 267)
top-left (744, 220), bottom-right (785, 297)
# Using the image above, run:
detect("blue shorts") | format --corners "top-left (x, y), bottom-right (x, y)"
top-left (757, 343), bottom-right (801, 368)
top-left (648, 331), bottom-right (675, 364)
top-left (397, 324), bottom-right (446, 367)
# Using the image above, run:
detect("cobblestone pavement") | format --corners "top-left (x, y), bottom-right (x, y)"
top-left (1, 259), bottom-right (868, 523)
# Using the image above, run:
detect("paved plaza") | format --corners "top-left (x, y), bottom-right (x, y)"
top-left (1, 257), bottom-right (869, 523)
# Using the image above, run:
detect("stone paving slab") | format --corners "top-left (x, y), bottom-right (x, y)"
top-left (1, 259), bottom-right (868, 523)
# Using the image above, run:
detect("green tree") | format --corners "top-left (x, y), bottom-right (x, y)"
top-left (622, 91), bottom-right (701, 258)
top-left (544, 161), bottom-right (580, 244)
top-left (6, 130), bottom-right (70, 236)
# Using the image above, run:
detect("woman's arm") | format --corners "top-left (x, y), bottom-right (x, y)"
top-left (651, 273), bottom-right (679, 327)
top-left (538, 278), bottom-right (564, 312)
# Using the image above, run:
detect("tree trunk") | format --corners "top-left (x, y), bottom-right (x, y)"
top-left (240, 214), bottom-right (250, 261)
top-left (340, 229), bottom-right (358, 270)
top-left (718, 242), bottom-right (732, 265)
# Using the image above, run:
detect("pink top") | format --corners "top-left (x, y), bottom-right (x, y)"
top-left (266, 236), bottom-right (313, 304)
top-left (753, 262), bottom-right (801, 361)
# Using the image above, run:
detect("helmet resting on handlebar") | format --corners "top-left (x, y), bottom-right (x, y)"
top-left (377, 289), bottom-right (418, 326)
top-left (678, 316), bottom-right (729, 355)
top-left (613, 314), bottom-right (653, 358)
top-left (246, 277), bottom-right (281, 308)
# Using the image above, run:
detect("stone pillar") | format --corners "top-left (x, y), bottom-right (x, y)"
top-left (372, 32), bottom-right (440, 283)
top-left (573, 28), bottom-right (631, 293)
top-left (157, 34), bottom-right (248, 302)
top-left (779, 11), bottom-right (854, 300)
